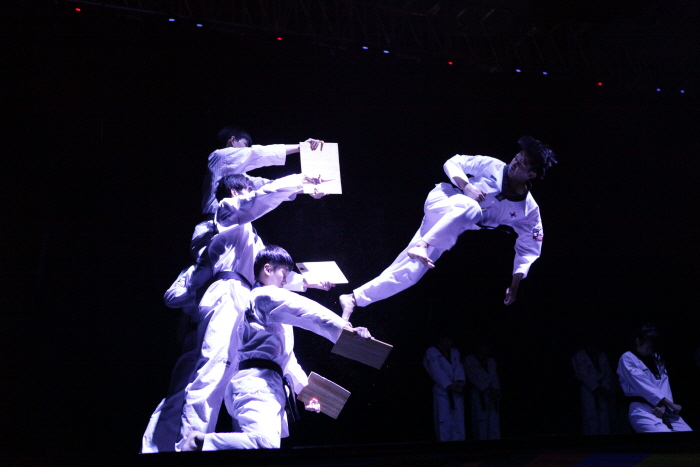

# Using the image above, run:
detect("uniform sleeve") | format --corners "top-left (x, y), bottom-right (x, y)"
top-left (283, 271), bottom-right (307, 292)
top-left (252, 287), bottom-right (347, 343)
top-left (464, 355), bottom-right (491, 392)
top-left (443, 155), bottom-right (497, 187)
top-left (216, 174), bottom-right (304, 228)
top-left (423, 348), bottom-right (454, 389)
top-left (280, 325), bottom-right (309, 394)
top-left (617, 352), bottom-right (664, 406)
top-left (510, 203), bottom-right (543, 278)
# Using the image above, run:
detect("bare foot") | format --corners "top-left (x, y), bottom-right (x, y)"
top-left (339, 294), bottom-right (356, 321)
top-left (182, 431), bottom-right (204, 452)
top-left (407, 243), bottom-right (435, 269)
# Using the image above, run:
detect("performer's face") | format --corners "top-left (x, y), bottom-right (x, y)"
top-left (508, 151), bottom-right (536, 181)
top-left (268, 266), bottom-right (290, 288)
top-left (635, 338), bottom-right (654, 357)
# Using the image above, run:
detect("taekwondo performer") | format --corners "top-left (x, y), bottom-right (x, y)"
top-left (172, 172), bottom-right (324, 451)
top-left (143, 129), bottom-right (324, 452)
top-left (572, 341), bottom-right (614, 435)
top-left (339, 136), bottom-right (556, 321)
top-left (617, 324), bottom-right (692, 433)
top-left (463, 344), bottom-right (501, 440)
top-left (193, 127), bottom-right (324, 258)
top-left (423, 334), bottom-right (466, 442)
top-left (182, 245), bottom-right (371, 451)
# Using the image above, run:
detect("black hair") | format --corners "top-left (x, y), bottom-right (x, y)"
top-left (217, 126), bottom-right (253, 147)
top-left (518, 136), bottom-right (557, 179)
top-left (215, 174), bottom-right (253, 201)
top-left (632, 323), bottom-right (660, 352)
top-left (631, 323), bottom-right (665, 377)
top-left (254, 245), bottom-right (295, 279)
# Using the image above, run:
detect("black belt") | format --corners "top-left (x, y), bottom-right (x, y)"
top-left (213, 271), bottom-right (253, 290)
top-left (628, 396), bottom-right (673, 430)
top-left (238, 358), bottom-right (300, 423)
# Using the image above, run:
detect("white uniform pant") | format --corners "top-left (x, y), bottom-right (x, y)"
top-left (202, 368), bottom-right (287, 450)
top-left (432, 387), bottom-right (465, 442)
top-left (178, 279), bottom-right (250, 449)
top-left (579, 387), bottom-right (610, 435)
top-left (141, 324), bottom-right (199, 452)
top-left (470, 389), bottom-right (500, 440)
top-left (354, 184), bottom-right (482, 307)
top-left (629, 402), bottom-right (692, 433)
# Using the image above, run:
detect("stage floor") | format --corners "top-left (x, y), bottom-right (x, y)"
top-left (5, 433), bottom-right (699, 467)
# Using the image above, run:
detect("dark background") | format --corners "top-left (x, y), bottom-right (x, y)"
top-left (1, 1), bottom-right (699, 461)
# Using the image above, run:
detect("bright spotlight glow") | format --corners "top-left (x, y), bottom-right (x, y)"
top-left (383, 50), bottom-right (389, 54)
top-left (598, 82), bottom-right (602, 86)
top-left (680, 90), bottom-right (685, 93)
top-left (277, 37), bottom-right (283, 41)
top-left (196, 24), bottom-right (203, 27)
top-left (448, 61), bottom-right (453, 65)
top-left (515, 69), bottom-right (521, 72)
top-left (542, 71), bottom-right (548, 75)
top-left (75, 8), bottom-right (81, 11)
top-left (362, 46), bottom-right (368, 50)
top-left (656, 88), bottom-right (661, 92)
top-left (169, 18), bottom-right (175, 22)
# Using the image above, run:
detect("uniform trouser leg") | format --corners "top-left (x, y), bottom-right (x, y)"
top-left (630, 405), bottom-right (693, 433)
top-left (433, 387), bottom-right (465, 442)
top-left (178, 280), bottom-right (248, 450)
top-left (141, 327), bottom-right (199, 452)
top-left (202, 369), bottom-right (286, 450)
top-left (354, 184), bottom-right (482, 307)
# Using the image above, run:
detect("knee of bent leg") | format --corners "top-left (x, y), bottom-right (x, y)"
top-left (248, 431), bottom-right (281, 449)
top-left (451, 195), bottom-right (483, 219)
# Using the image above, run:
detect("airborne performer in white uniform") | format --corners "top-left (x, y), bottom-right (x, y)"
top-left (339, 137), bottom-right (557, 321)
top-left (182, 246), bottom-right (371, 451)
top-left (423, 336), bottom-right (466, 442)
top-left (617, 324), bottom-right (692, 433)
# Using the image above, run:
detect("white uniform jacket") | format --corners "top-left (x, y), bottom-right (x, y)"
top-left (424, 347), bottom-right (466, 392)
top-left (443, 155), bottom-right (543, 278)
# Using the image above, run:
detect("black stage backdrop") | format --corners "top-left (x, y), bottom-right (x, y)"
top-left (2, 1), bottom-right (699, 460)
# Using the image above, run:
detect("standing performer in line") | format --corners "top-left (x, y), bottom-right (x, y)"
top-left (617, 324), bottom-right (692, 433)
top-left (339, 136), bottom-right (557, 321)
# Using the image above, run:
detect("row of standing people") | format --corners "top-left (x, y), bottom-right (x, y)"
top-left (424, 323), bottom-right (693, 443)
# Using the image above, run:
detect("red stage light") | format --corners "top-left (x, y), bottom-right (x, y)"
top-left (598, 82), bottom-right (602, 86)
top-left (76, 8), bottom-right (81, 11)
top-left (277, 37), bottom-right (283, 41)
top-left (448, 62), bottom-right (453, 65)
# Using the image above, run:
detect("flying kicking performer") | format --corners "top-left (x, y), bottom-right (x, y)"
top-left (182, 245), bottom-right (371, 451)
top-left (339, 136), bottom-right (557, 321)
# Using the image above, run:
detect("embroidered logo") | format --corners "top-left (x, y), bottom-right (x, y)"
top-left (509, 212), bottom-right (517, 218)
top-left (532, 228), bottom-right (543, 241)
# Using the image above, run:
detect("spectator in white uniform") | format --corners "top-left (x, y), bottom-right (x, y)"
top-left (340, 137), bottom-right (556, 321)
top-left (182, 246), bottom-right (371, 451)
top-left (572, 340), bottom-right (614, 435)
top-left (617, 324), bottom-right (692, 433)
top-left (463, 343), bottom-right (501, 440)
top-left (423, 334), bottom-right (466, 442)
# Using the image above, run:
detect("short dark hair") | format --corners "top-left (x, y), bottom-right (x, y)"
top-left (215, 174), bottom-right (253, 201)
top-left (518, 136), bottom-right (557, 179)
top-left (254, 245), bottom-right (295, 279)
top-left (633, 323), bottom-right (660, 350)
top-left (217, 126), bottom-right (253, 147)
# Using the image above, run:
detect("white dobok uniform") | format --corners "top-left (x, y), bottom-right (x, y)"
top-left (176, 175), bottom-right (305, 451)
top-left (617, 351), bottom-right (692, 433)
top-left (463, 354), bottom-right (501, 440)
top-left (200, 285), bottom-right (348, 450)
top-left (423, 347), bottom-right (466, 442)
top-left (353, 155), bottom-right (543, 308)
top-left (572, 349), bottom-right (614, 435)
top-left (191, 144), bottom-right (286, 258)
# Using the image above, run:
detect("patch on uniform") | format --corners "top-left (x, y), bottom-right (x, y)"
top-left (532, 228), bottom-right (543, 241)
top-left (509, 212), bottom-right (517, 218)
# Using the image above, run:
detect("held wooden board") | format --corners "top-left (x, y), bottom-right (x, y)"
top-left (296, 261), bottom-right (349, 285)
top-left (297, 372), bottom-right (350, 419)
top-left (299, 142), bottom-right (342, 194)
top-left (331, 329), bottom-right (393, 369)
